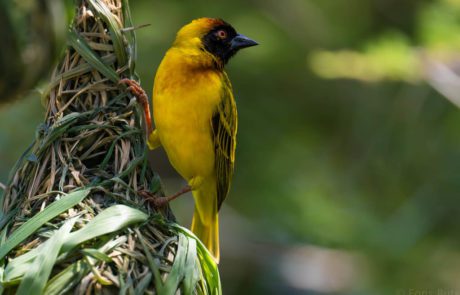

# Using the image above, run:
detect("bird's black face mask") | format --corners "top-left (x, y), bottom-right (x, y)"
top-left (202, 23), bottom-right (258, 65)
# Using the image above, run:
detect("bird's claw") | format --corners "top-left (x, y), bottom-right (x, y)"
top-left (119, 79), bottom-right (148, 106)
top-left (119, 78), bottom-right (153, 134)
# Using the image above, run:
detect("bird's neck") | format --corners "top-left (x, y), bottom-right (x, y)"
top-left (168, 46), bottom-right (224, 71)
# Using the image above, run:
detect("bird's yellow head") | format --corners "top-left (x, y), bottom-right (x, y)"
top-left (173, 18), bottom-right (258, 66)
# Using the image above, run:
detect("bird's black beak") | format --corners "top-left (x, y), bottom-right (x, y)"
top-left (230, 34), bottom-right (258, 51)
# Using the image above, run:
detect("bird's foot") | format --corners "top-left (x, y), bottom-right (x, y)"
top-left (119, 78), bottom-right (152, 133)
top-left (138, 185), bottom-right (192, 208)
top-left (119, 79), bottom-right (148, 105)
top-left (138, 190), bottom-right (168, 208)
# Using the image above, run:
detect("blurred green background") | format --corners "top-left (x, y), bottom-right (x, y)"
top-left (3, 0), bottom-right (460, 294)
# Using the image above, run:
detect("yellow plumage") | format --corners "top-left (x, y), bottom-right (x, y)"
top-left (147, 18), bottom-right (256, 263)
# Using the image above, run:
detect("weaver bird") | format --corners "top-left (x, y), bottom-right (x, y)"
top-left (121, 18), bottom-right (257, 263)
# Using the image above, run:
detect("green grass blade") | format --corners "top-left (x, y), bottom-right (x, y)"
top-left (134, 273), bottom-right (152, 295)
top-left (0, 210), bottom-right (17, 233)
top-left (120, 274), bottom-right (134, 295)
top-left (161, 233), bottom-right (187, 295)
top-left (61, 205), bottom-right (148, 252)
top-left (16, 217), bottom-right (77, 295)
top-left (0, 224), bottom-right (8, 250)
top-left (121, 0), bottom-right (138, 78)
top-left (68, 29), bottom-right (119, 83)
top-left (4, 249), bottom-right (43, 282)
top-left (155, 232), bottom-right (201, 295)
top-left (182, 238), bottom-right (200, 295)
top-left (0, 189), bottom-right (90, 260)
top-left (135, 229), bottom-right (164, 294)
top-left (81, 248), bottom-right (113, 263)
top-left (88, 0), bottom-right (127, 66)
top-left (0, 256), bottom-right (5, 294)
top-left (172, 225), bottom-right (222, 295)
top-left (3, 205), bottom-right (145, 282)
top-left (44, 236), bottom-right (127, 295)
top-left (40, 112), bottom-right (83, 149)
top-left (43, 260), bottom-right (90, 295)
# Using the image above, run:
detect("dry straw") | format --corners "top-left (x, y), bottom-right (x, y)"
top-left (0, 0), bottom-right (221, 294)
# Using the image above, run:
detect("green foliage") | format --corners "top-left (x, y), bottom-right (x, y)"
top-left (309, 32), bottom-right (420, 82)
top-left (0, 189), bottom-right (90, 260)
top-left (0, 195), bottom-right (220, 294)
top-left (173, 226), bottom-right (222, 295)
top-left (309, 0), bottom-right (460, 83)
top-left (16, 216), bottom-right (76, 295)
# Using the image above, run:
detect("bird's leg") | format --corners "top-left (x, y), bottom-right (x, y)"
top-left (119, 79), bottom-right (153, 134)
top-left (139, 185), bottom-right (192, 208)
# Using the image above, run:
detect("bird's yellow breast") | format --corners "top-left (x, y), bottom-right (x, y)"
top-left (152, 47), bottom-right (223, 185)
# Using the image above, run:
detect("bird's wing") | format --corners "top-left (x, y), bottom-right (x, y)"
top-left (212, 72), bottom-right (237, 210)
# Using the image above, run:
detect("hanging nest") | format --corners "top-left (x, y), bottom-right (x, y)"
top-left (0, 0), bottom-right (221, 294)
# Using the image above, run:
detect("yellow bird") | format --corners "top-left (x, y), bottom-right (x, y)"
top-left (121, 18), bottom-right (257, 263)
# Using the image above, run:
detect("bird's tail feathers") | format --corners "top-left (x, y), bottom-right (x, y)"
top-left (191, 187), bottom-right (220, 263)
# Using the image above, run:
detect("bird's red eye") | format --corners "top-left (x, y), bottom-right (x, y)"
top-left (216, 30), bottom-right (227, 39)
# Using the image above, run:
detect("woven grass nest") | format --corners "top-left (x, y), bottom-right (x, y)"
top-left (0, 0), bottom-right (221, 294)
